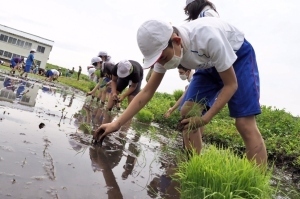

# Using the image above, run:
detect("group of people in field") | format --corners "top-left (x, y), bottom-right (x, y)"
top-left (8, 48), bottom-right (60, 82)
top-left (89, 0), bottom-right (267, 167)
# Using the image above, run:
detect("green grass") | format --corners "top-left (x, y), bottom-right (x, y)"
top-left (135, 109), bottom-right (154, 123)
top-left (174, 145), bottom-right (274, 199)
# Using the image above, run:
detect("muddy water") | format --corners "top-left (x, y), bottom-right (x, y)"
top-left (0, 74), bottom-right (180, 199)
top-left (0, 74), bottom-right (299, 199)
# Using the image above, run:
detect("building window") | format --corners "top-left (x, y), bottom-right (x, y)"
top-left (3, 51), bottom-right (12, 59)
top-left (0, 50), bottom-right (3, 56)
top-left (12, 54), bottom-right (21, 58)
top-left (16, 39), bottom-right (25, 47)
top-left (37, 45), bottom-right (45, 53)
top-left (0, 34), bottom-right (8, 42)
top-left (21, 56), bottom-right (26, 59)
top-left (8, 37), bottom-right (17, 45)
top-left (24, 42), bottom-right (32, 49)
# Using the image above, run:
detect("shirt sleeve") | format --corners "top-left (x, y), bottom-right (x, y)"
top-left (194, 26), bottom-right (237, 72)
top-left (153, 62), bottom-right (167, 73)
top-left (112, 65), bottom-right (118, 77)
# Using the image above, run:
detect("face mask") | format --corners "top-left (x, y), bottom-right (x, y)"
top-left (179, 74), bottom-right (187, 80)
top-left (163, 48), bottom-right (183, 70)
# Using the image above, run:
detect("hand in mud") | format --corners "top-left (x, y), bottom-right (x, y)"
top-left (93, 122), bottom-right (120, 146)
top-left (86, 92), bottom-right (92, 96)
top-left (118, 95), bottom-right (125, 102)
top-left (112, 93), bottom-right (118, 100)
top-left (181, 116), bottom-right (209, 131)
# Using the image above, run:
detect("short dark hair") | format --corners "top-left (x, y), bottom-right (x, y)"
top-left (102, 62), bottom-right (114, 78)
top-left (177, 64), bottom-right (190, 72)
top-left (184, 0), bottom-right (217, 21)
top-left (166, 27), bottom-right (179, 49)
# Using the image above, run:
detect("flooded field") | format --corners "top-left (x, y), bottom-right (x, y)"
top-left (0, 74), bottom-right (181, 199)
top-left (0, 73), bottom-right (299, 199)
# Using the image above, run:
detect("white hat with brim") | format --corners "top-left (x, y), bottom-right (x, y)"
top-left (117, 60), bottom-right (132, 78)
top-left (137, 19), bottom-right (173, 69)
top-left (98, 51), bottom-right (108, 56)
top-left (91, 57), bottom-right (102, 64)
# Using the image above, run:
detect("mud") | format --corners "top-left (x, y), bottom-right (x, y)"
top-left (0, 73), bottom-right (299, 199)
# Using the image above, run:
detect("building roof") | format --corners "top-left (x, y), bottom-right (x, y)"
top-left (0, 24), bottom-right (54, 47)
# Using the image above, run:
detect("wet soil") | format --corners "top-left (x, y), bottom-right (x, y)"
top-left (0, 73), bottom-right (299, 199)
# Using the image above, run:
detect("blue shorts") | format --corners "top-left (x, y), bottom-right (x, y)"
top-left (102, 77), bottom-right (111, 93)
top-left (183, 39), bottom-right (261, 118)
top-left (24, 65), bottom-right (31, 73)
top-left (45, 70), bottom-right (54, 77)
top-left (179, 80), bottom-right (217, 116)
top-left (10, 60), bottom-right (16, 68)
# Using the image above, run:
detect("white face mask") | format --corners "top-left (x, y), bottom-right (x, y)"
top-left (163, 48), bottom-right (183, 70)
top-left (179, 74), bottom-right (187, 80)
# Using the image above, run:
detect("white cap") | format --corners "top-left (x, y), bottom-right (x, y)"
top-left (117, 60), bottom-right (132, 78)
top-left (88, 68), bottom-right (96, 75)
top-left (98, 51), bottom-right (108, 56)
top-left (91, 57), bottom-right (102, 64)
top-left (30, 49), bottom-right (36, 52)
top-left (186, 0), bottom-right (195, 6)
top-left (137, 19), bottom-right (173, 69)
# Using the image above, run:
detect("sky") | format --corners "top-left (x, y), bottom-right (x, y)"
top-left (1, 0), bottom-right (300, 116)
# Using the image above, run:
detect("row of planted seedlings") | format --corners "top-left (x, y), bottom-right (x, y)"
top-left (118, 89), bottom-right (300, 199)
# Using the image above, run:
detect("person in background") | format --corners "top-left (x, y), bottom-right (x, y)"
top-left (20, 49), bottom-right (37, 78)
top-left (45, 68), bottom-right (60, 82)
top-left (184, 0), bottom-right (219, 20)
top-left (77, 66), bottom-right (82, 81)
top-left (164, 65), bottom-right (195, 118)
top-left (70, 67), bottom-right (75, 75)
top-left (88, 61), bottom-right (114, 104)
top-left (65, 69), bottom-right (71, 77)
top-left (88, 67), bottom-right (97, 82)
top-left (9, 57), bottom-right (24, 74)
top-left (98, 51), bottom-right (114, 67)
top-left (106, 59), bottom-right (143, 111)
top-left (86, 57), bottom-right (106, 102)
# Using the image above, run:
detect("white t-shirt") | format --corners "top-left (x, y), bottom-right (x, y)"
top-left (199, 6), bottom-right (220, 18)
top-left (154, 17), bottom-right (244, 74)
top-left (51, 69), bottom-right (59, 76)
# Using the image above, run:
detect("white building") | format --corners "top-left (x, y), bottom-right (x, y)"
top-left (0, 24), bottom-right (54, 69)
top-left (0, 75), bottom-right (39, 107)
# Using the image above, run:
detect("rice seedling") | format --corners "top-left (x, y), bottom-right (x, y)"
top-left (174, 145), bottom-right (274, 199)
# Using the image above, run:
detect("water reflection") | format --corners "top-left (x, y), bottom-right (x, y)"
top-left (0, 75), bottom-right (39, 107)
top-left (70, 102), bottom-right (181, 198)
